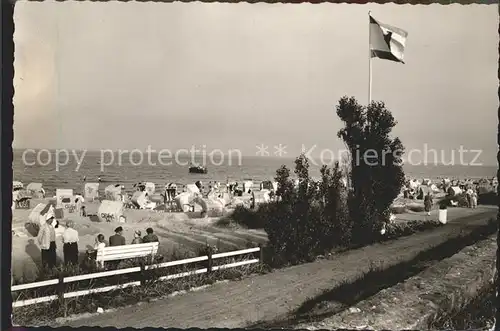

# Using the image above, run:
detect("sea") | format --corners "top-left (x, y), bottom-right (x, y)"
top-left (13, 149), bottom-right (497, 196)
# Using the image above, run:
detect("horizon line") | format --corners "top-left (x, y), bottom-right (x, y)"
top-left (11, 148), bottom-right (497, 168)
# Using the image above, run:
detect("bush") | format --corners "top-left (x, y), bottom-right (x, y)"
top-left (478, 192), bottom-right (497, 206)
top-left (406, 204), bottom-right (425, 213)
top-left (439, 198), bottom-right (450, 209)
top-left (383, 219), bottom-right (442, 240)
top-left (262, 97), bottom-right (414, 264)
top-left (230, 205), bottom-right (266, 229)
top-left (390, 205), bottom-right (407, 214)
top-left (264, 155), bottom-right (349, 266)
top-left (453, 193), bottom-right (469, 207)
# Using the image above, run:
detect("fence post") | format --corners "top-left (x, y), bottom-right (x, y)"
top-left (259, 244), bottom-right (265, 264)
top-left (58, 274), bottom-right (67, 317)
top-left (207, 246), bottom-right (213, 273)
top-left (140, 262), bottom-right (147, 287)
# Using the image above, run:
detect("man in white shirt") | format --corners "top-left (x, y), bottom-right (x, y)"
top-left (62, 220), bottom-right (79, 266)
top-left (37, 212), bottom-right (57, 269)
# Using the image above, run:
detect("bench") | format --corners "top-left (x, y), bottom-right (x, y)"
top-left (96, 242), bottom-right (159, 268)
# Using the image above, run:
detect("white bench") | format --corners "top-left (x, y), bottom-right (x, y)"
top-left (96, 242), bottom-right (159, 268)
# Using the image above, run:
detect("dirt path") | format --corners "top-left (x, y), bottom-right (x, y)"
top-left (56, 208), bottom-right (497, 328)
top-left (293, 236), bottom-right (497, 330)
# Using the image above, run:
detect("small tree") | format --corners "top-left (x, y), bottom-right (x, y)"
top-left (275, 165), bottom-right (295, 203)
top-left (336, 96), bottom-right (405, 244)
top-left (319, 162), bottom-right (351, 247)
top-left (263, 164), bottom-right (296, 263)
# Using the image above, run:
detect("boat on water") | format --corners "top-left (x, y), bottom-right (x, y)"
top-left (189, 165), bottom-right (208, 174)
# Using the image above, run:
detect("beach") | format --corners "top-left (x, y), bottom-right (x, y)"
top-left (14, 149), bottom-right (496, 197)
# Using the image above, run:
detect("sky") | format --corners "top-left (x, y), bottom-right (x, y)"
top-left (13, 2), bottom-right (498, 164)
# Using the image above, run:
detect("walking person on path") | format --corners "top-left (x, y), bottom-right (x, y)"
top-left (471, 190), bottom-right (478, 209)
top-left (424, 192), bottom-right (433, 216)
top-left (62, 220), bottom-right (79, 266)
top-left (37, 212), bottom-right (57, 270)
top-left (466, 187), bottom-right (473, 208)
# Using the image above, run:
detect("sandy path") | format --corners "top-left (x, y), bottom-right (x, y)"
top-left (56, 207), bottom-right (497, 328)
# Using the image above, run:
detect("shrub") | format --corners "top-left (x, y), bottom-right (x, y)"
top-left (407, 204), bottom-right (425, 213)
top-left (318, 163), bottom-right (350, 247)
top-left (478, 192), bottom-right (497, 206)
top-left (383, 219), bottom-right (442, 240)
top-left (439, 198), bottom-right (450, 209)
top-left (264, 155), bottom-right (349, 266)
top-left (453, 193), bottom-right (469, 207)
top-left (390, 205), bottom-right (407, 214)
top-left (263, 97), bottom-right (412, 264)
top-left (230, 205), bottom-right (264, 229)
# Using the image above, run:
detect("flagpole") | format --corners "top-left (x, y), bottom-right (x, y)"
top-left (368, 11), bottom-right (372, 106)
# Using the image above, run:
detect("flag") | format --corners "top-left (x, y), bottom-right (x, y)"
top-left (369, 14), bottom-right (408, 63)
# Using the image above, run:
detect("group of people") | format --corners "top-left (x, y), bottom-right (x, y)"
top-left (465, 187), bottom-right (479, 209)
top-left (92, 226), bottom-right (160, 251)
top-left (37, 210), bottom-right (161, 270)
top-left (422, 186), bottom-right (480, 218)
top-left (37, 212), bottom-right (80, 269)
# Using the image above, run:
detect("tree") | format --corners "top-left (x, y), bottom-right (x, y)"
top-left (275, 165), bottom-right (295, 203)
top-left (336, 96), bottom-right (405, 244)
top-left (319, 162), bottom-right (351, 247)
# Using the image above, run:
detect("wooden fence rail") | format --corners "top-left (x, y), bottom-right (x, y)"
top-left (12, 246), bottom-right (262, 309)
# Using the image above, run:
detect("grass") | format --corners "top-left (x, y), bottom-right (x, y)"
top-left (429, 284), bottom-right (495, 330)
top-left (246, 217), bottom-right (497, 329)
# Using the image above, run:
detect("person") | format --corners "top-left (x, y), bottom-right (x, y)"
top-left (37, 212), bottom-right (57, 269)
top-left (81, 205), bottom-right (87, 217)
top-left (75, 197), bottom-right (82, 214)
top-left (169, 183), bottom-right (177, 201)
top-left (206, 185), bottom-right (214, 198)
top-left (164, 184), bottom-right (171, 204)
top-left (62, 220), bottom-right (79, 266)
top-left (466, 187), bottom-right (473, 208)
top-left (94, 234), bottom-right (107, 250)
top-left (89, 234), bottom-right (108, 268)
top-left (142, 228), bottom-right (159, 243)
top-left (471, 189), bottom-right (478, 209)
top-left (109, 227), bottom-right (126, 246)
top-left (195, 180), bottom-right (203, 193)
top-left (131, 230), bottom-right (143, 244)
top-left (424, 192), bottom-right (433, 216)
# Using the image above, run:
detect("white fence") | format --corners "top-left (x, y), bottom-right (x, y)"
top-left (12, 246), bottom-right (262, 310)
